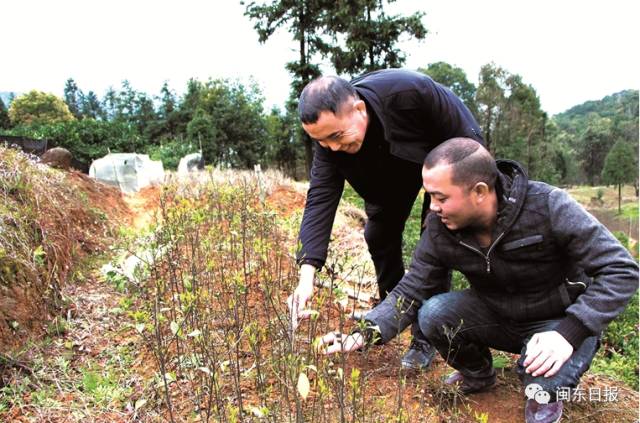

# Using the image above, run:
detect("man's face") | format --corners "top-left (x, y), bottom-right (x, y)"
top-left (422, 163), bottom-right (478, 231)
top-left (301, 100), bottom-right (368, 154)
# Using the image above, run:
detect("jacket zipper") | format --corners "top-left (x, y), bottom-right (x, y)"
top-left (459, 232), bottom-right (506, 273)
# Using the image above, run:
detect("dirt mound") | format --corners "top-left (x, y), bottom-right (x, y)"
top-left (67, 171), bottom-right (132, 227)
top-left (41, 147), bottom-right (72, 170)
top-left (266, 184), bottom-right (306, 217)
top-left (0, 148), bottom-right (134, 351)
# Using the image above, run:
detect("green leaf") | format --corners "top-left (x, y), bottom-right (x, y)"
top-left (170, 321), bottom-right (179, 336)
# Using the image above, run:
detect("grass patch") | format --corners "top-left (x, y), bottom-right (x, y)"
top-left (591, 291), bottom-right (639, 389)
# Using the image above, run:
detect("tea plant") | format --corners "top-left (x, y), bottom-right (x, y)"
top-left (134, 173), bottom-right (417, 422)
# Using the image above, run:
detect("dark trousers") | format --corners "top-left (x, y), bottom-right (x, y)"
top-left (418, 290), bottom-right (599, 401)
top-left (364, 191), bottom-right (432, 344)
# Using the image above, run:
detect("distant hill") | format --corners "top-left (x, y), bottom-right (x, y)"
top-left (553, 90), bottom-right (639, 134)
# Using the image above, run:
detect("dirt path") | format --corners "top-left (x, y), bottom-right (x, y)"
top-left (0, 186), bottom-right (162, 422)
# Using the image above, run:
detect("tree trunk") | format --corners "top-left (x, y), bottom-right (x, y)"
top-left (298, 6), bottom-right (313, 180)
top-left (618, 183), bottom-right (622, 214)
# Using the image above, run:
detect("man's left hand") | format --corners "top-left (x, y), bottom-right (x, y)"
top-left (317, 332), bottom-right (364, 355)
top-left (523, 331), bottom-right (573, 377)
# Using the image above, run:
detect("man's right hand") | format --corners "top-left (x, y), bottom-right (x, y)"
top-left (287, 264), bottom-right (317, 331)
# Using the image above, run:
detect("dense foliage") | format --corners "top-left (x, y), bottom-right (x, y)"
top-left (4, 79), bottom-right (304, 175)
top-left (2, 71), bottom-right (637, 188)
top-left (8, 91), bottom-right (75, 126)
top-left (2, 0), bottom-right (636, 186)
top-left (554, 90), bottom-right (639, 186)
top-left (420, 65), bottom-right (638, 186)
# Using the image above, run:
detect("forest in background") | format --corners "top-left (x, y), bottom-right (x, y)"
top-left (1, 74), bottom-right (637, 189)
top-left (1, 0), bottom-right (638, 191)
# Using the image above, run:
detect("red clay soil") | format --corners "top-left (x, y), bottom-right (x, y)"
top-left (0, 169), bottom-right (134, 351)
top-left (66, 171), bottom-right (133, 227)
top-left (266, 185), bottom-right (307, 217)
top-left (122, 185), bottom-right (161, 230)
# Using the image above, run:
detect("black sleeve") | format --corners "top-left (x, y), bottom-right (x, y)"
top-left (419, 78), bottom-right (484, 145)
top-left (296, 144), bottom-right (345, 268)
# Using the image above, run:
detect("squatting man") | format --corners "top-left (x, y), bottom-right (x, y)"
top-left (316, 138), bottom-right (638, 422)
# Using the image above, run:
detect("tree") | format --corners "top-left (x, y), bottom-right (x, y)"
top-left (601, 140), bottom-right (637, 213)
top-left (499, 74), bottom-right (546, 175)
top-left (63, 78), bottom-right (84, 119)
top-left (419, 62), bottom-right (477, 119)
top-left (326, 0), bottom-right (426, 75)
top-left (8, 90), bottom-right (75, 126)
top-left (185, 78), bottom-right (267, 168)
top-left (244, 0), bottom-right (332, 178)
top-left (145, 82), bottom-right (180, 143)
top-left (159, 82), bottom-right (177, 119)
top-left (80, 91), bottom-right (103, 120)
top-left (264, 106), bottom-right (300, 177)
top-left (475, 63), bottom-right (507, 154)
top-left (0, 98), bottom-right (11, 129)
top-left (577, 113), bottom-right (613, 185)
top-left (475, 64), bottom-right (549, 180)
top-left (101, 87), bottom-right (119, 121)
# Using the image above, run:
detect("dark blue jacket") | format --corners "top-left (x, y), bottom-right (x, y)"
top-left (297, 69), bottom-right (483, 267)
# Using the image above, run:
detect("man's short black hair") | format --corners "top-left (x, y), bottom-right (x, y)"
top-left (424, 138), bottom-right (497, 190)
top-left (298, 76), bottom-right (358, 124)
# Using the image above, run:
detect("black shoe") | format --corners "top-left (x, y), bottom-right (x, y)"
top-left (444, 370), bottom-right (497, 394)
top-left (525, 399), bottom-right (563, 423)
top-left (400, 340), bottom-right (437, 371)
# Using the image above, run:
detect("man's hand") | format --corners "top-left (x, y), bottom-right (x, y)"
top-left (287, 264), bottom-right (316, 331)
top-left (317, 332), bottom-right (364, 355)
top-left (523, 331), bottom-right (574, 377)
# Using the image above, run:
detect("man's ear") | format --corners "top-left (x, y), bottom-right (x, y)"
top-left (353, 99), bottom-right (366, 114)
top-left (472, 182), bottom-right (490, 201)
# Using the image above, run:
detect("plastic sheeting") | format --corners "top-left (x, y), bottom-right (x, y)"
top-left (177, 152), bottom-right (204, 176)
top-left (89, 153), bottom-right (164, 193)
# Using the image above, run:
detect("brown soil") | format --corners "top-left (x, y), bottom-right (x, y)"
top-left (66, 170), bottom-right (132, 226)
top-left (266, 184), bottom-right (307, 217)
top-left (0, 166), bottom-right (134, 351)
top-left (122, 185), bottom-right (161, 230)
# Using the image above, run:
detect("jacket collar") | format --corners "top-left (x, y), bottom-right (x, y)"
top-left (494, 159), bottom-right (529, 234)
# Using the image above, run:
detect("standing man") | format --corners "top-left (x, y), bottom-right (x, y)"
top-left (288, 69), bottom-right (483, 370)
top-left (320, 138), bottom-right (638, 423)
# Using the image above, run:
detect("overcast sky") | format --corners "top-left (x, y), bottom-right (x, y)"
top-left (2, 0), bottom-right (638, 115)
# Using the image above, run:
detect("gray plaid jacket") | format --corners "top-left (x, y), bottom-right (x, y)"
top-left (365, 160), bottom-right (638, 349)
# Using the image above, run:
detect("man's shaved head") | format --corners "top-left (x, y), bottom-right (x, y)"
top-left (424, 138), bottom-right (497, 190)
top-left (298, 76), bottom-right (358, 124)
